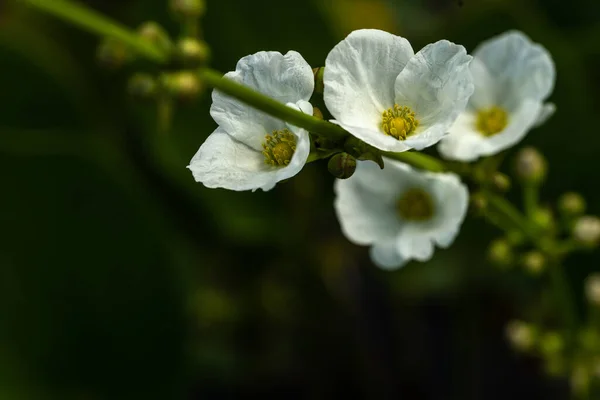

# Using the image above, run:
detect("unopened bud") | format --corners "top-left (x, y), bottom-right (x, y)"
top-left (170, 0), bottom-right (206, 19)
top-left (573, 216), bottom-right (600, 247)
top-left (96, 37), bottom-right (131, 69)
top-left (540, 331), bottom-right (564, 357)
top-left (521, 251), bottom-right (545, 275)
top-left (328, 152), bottom-right (356, 179)
top-left (492, 172), bottom-right (511, 193)
top-left (161, 71), bottom-right (202, 102)
top-left (488, 238), bottom-right (513, 268)
top-left (514, 147), bottom-right (547, 184)
top-left (176, 37), bottom-right (210, 67)
top-left (558, 192), bottom-right (586, 217)
top-left (312, 107), bottom-right (324, 120)
top-left (138, 22), bottom-right (172, 54)
top-left (313, 67), bottom-right (324, 94)
top-left (533, 207), bottom-right (555, 232)
top-left (506, 320), bottom-right (536, 352)
top-left (470, 192), bottom-right (488, 214)
top-left (585, 273), bottom-right (600, 306)
top-left (127, 73), bottom-right (157, 100)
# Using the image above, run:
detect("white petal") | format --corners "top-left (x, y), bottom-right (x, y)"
top-left (474, 31), bottom-right (555, 109)
top-left (533, 102), bottom-right (556, 128)
top-left (331, 121), bottom-right (411, 153)
top-left (396, 229), bottom-right (435, 262)
top-left (439, 100), bottom-right (542, 161)
top-left (468, 57), bottom-right (497, 110)
top-left (188, 127), bottom-right (310, 192)
top-left (427, 173), bottom-right (469, 248)
top-left (370, 239), bottom-right (406, 270)
top-left (211, 51), bottom-right (314, 150)
top-left (324, 29), bottom-right (414, 134)
top-left (394, 40), bottom-right (474, 149)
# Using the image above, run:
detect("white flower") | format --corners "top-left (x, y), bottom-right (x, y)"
top-left (323, 29), bottom-right (474, 153)
top-left (438, 31), bottom-right (556, 161)
top-left (188, 51), bottom-right (314, 191)
top-left (334, 159), bottom-right (469, 270)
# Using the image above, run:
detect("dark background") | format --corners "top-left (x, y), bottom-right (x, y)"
top-left (1, 0), bottom-right (599, 398)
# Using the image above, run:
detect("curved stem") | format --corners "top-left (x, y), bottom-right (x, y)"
top-left (23, 0), bottom-right (169, 63)
top-left (382, 151), bottom-right (446, 172)
top-left (198, 68), bottom-right (348, 141)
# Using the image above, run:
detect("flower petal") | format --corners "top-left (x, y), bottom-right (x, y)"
top-left (427, 172), bottom-right (469, 248)
top-left (370, 238), bottom-right (406, 270)
top-left (438, 112), bottom-right (486, 162)
top-left (331, 121), bottom-right (411, 153)
top-left (533, 102), bottom-right (556, 128)
top-left (324, 29), bottom-right (414, 133)
top-left (211, 51), bottom-right (314, 150)
top-left (474, 31), bottom-right (555, 109)
top-left (468, 57), bottom-right (497, 110)
top-left (394, 40), bottom-right (474, 149)
top-left (188, 127), bottom-right (310, 192)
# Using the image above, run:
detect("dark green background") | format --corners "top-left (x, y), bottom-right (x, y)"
top-left (1, 0), bottom-right (599, 398)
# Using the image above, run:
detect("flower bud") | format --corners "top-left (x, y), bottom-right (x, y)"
top-left (170, 0), bottom-right (206, 19)
top-left (176, 37), bottom-right (210, 67)
top-left (138, 22), bottom-right (173, 55)
top-left (558, 192), bottom-right (586, 217)
top-left (313, 67), bottom-right (324, 94)
top-left (585, 273), bottom-right (600, 307)
top-left (127, 73), bottom-right (157, 100)
top-left (505, 320), bottom-right (536, 352)
top-left (488, 238), bottom-right (513, 268)
top-left (533, 207), bottom-right (555, 232)
top-left (328, 152), bottom-right (356, 179)
top-left (521, 251), bottom-right (545, 275)
top-left (312, 107), bottom-right (324, 120)
top-left (96, 37), bottom-right (131, 69)
top-left (514, 147), bottom-right (547, 184)
top-left (469, 192), bottom-right (488, 215)
top-left (492, 172), bottom-right (511, 193)
top-left (540, 331), bottom-right (564, 357)
top-left (573, 216), bottom-right (600, 247)
top-left (161, 71), bottom-right (202, 102)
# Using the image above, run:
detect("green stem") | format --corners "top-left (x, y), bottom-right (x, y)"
top-left (524, 184), bottom-right (539, 220)
top-left (23, 0), bottom-right (169, 63)
top-left (548, 261), bottom-right (578, 333)
top-left (197, 68), bottom-right (348, 141)
top-left (485, 192), bottom-right (539, 242)
top-left (382, 151), bottom-right (446, 172)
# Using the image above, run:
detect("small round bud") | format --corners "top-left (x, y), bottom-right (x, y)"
top-left (540, 331), bottom-right (564, 357)
top-left (127, 73), bottom-right (157, 100)
top-left (169, 0), bottom-right (206, 19)
top-left (313, 67), bottom-right (324, 94)
top-left (521, 251), bottom-right (545, 275)
top-left (176, 37), bottom-right (210, 67)
top-left (585, 273), bottom-right (600, 307)
top-left (312, 107), bottom-right (324, 120)
top-left (573, 216), bottom-right (600, 247)
top-left (514, 147), bottom-right (547, 184)
top-left (492, 172), bottom-right (511, 193)
top-left (161, 71), bottom-right (202, 102)
top-left (470, 192), bottom-right (488, 214)
top-left (328, 152), bottom-right (357, 179)
top-left (533, 207), bottom-right (555, 232)
top-left (488, 238), bottom-right (513, 268)
top-left (138, 22), bottom-right (172, 54)
top-left (96, 37), bottom-right (131, 69)
top-left (506, 320), bottom-right (536, 352)
top-left (506, 230), bottom-right (526, 246)
top-left (558, 192), bottom-right (586, 217)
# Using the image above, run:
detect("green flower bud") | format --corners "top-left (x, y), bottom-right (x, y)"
top-left (558, 192), bottom-right (586, 217)
top-left (540, 331), bottom-right (564, 357)
top-left (344, 136), bottom-right (383, 169)
top-left (313, 67), bottom-right (324, 94)
top-left (469, 192), bottom-right (488, 215)
top-left (312, 107), bottom-right (324, 120)
top-left (176, 37), bottom-right (210, 67)
top-left (533, 206), bottom-right (555, 232)
top-left (96, 37), bottom-right (132, 69)
top-left (488, 238), bottom-right (513, 268)
top-left (127, 73), bottom-right (157, 100)
top-left (514, 147), bottom-right (547, 184)
top-left (491, 172), bottom-right (511, 193)
top-left (505, 320), bottom-right (536, 352)
top-left (170, 0), bottom-right (206, 19)
top-left (521, 251), bottom-right (545, 275)
top-left (585, 273), bottom-right (600, 307)
top-left (573, 216), bottom-right (600, 247)
top-left (161, 71), bottom-right (202, 102)
top-left (328, 152), bottom-right (356, 179)
top-left (138, 21), bottom-right (173, 55)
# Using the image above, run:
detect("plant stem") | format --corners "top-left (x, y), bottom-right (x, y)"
top-left (548, 261), bottom-right (578, 333)
top-left (197, 68), bottom-right (348, 141)
top-left (382, 151), bottom-right (446, 172)
top-left (23, 0), bottom-right (169, 63)
top-left (524, 184), bottom-right (539, 220)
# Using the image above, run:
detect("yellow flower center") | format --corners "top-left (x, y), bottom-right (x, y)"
top-left (396, 187), bottom-right (435, 221)
top-left (262, 129), bottom-right (296, 166)
top-left (382, 105), bottom-right (419, 140)
top-left (475, 106), bottom-right (508, 137)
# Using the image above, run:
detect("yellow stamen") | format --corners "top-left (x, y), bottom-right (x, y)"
top-left (397, 187), bottom-right (435, 221)
top-left (262, 129), bottom-right (296, 166)
top-left (382, 104), bottom-right (419, 140)
top-left (476, 106), bottom-right (508, 137)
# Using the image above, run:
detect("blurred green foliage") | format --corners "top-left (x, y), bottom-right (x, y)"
top-left (1, 0), bottom-right (600, 398)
